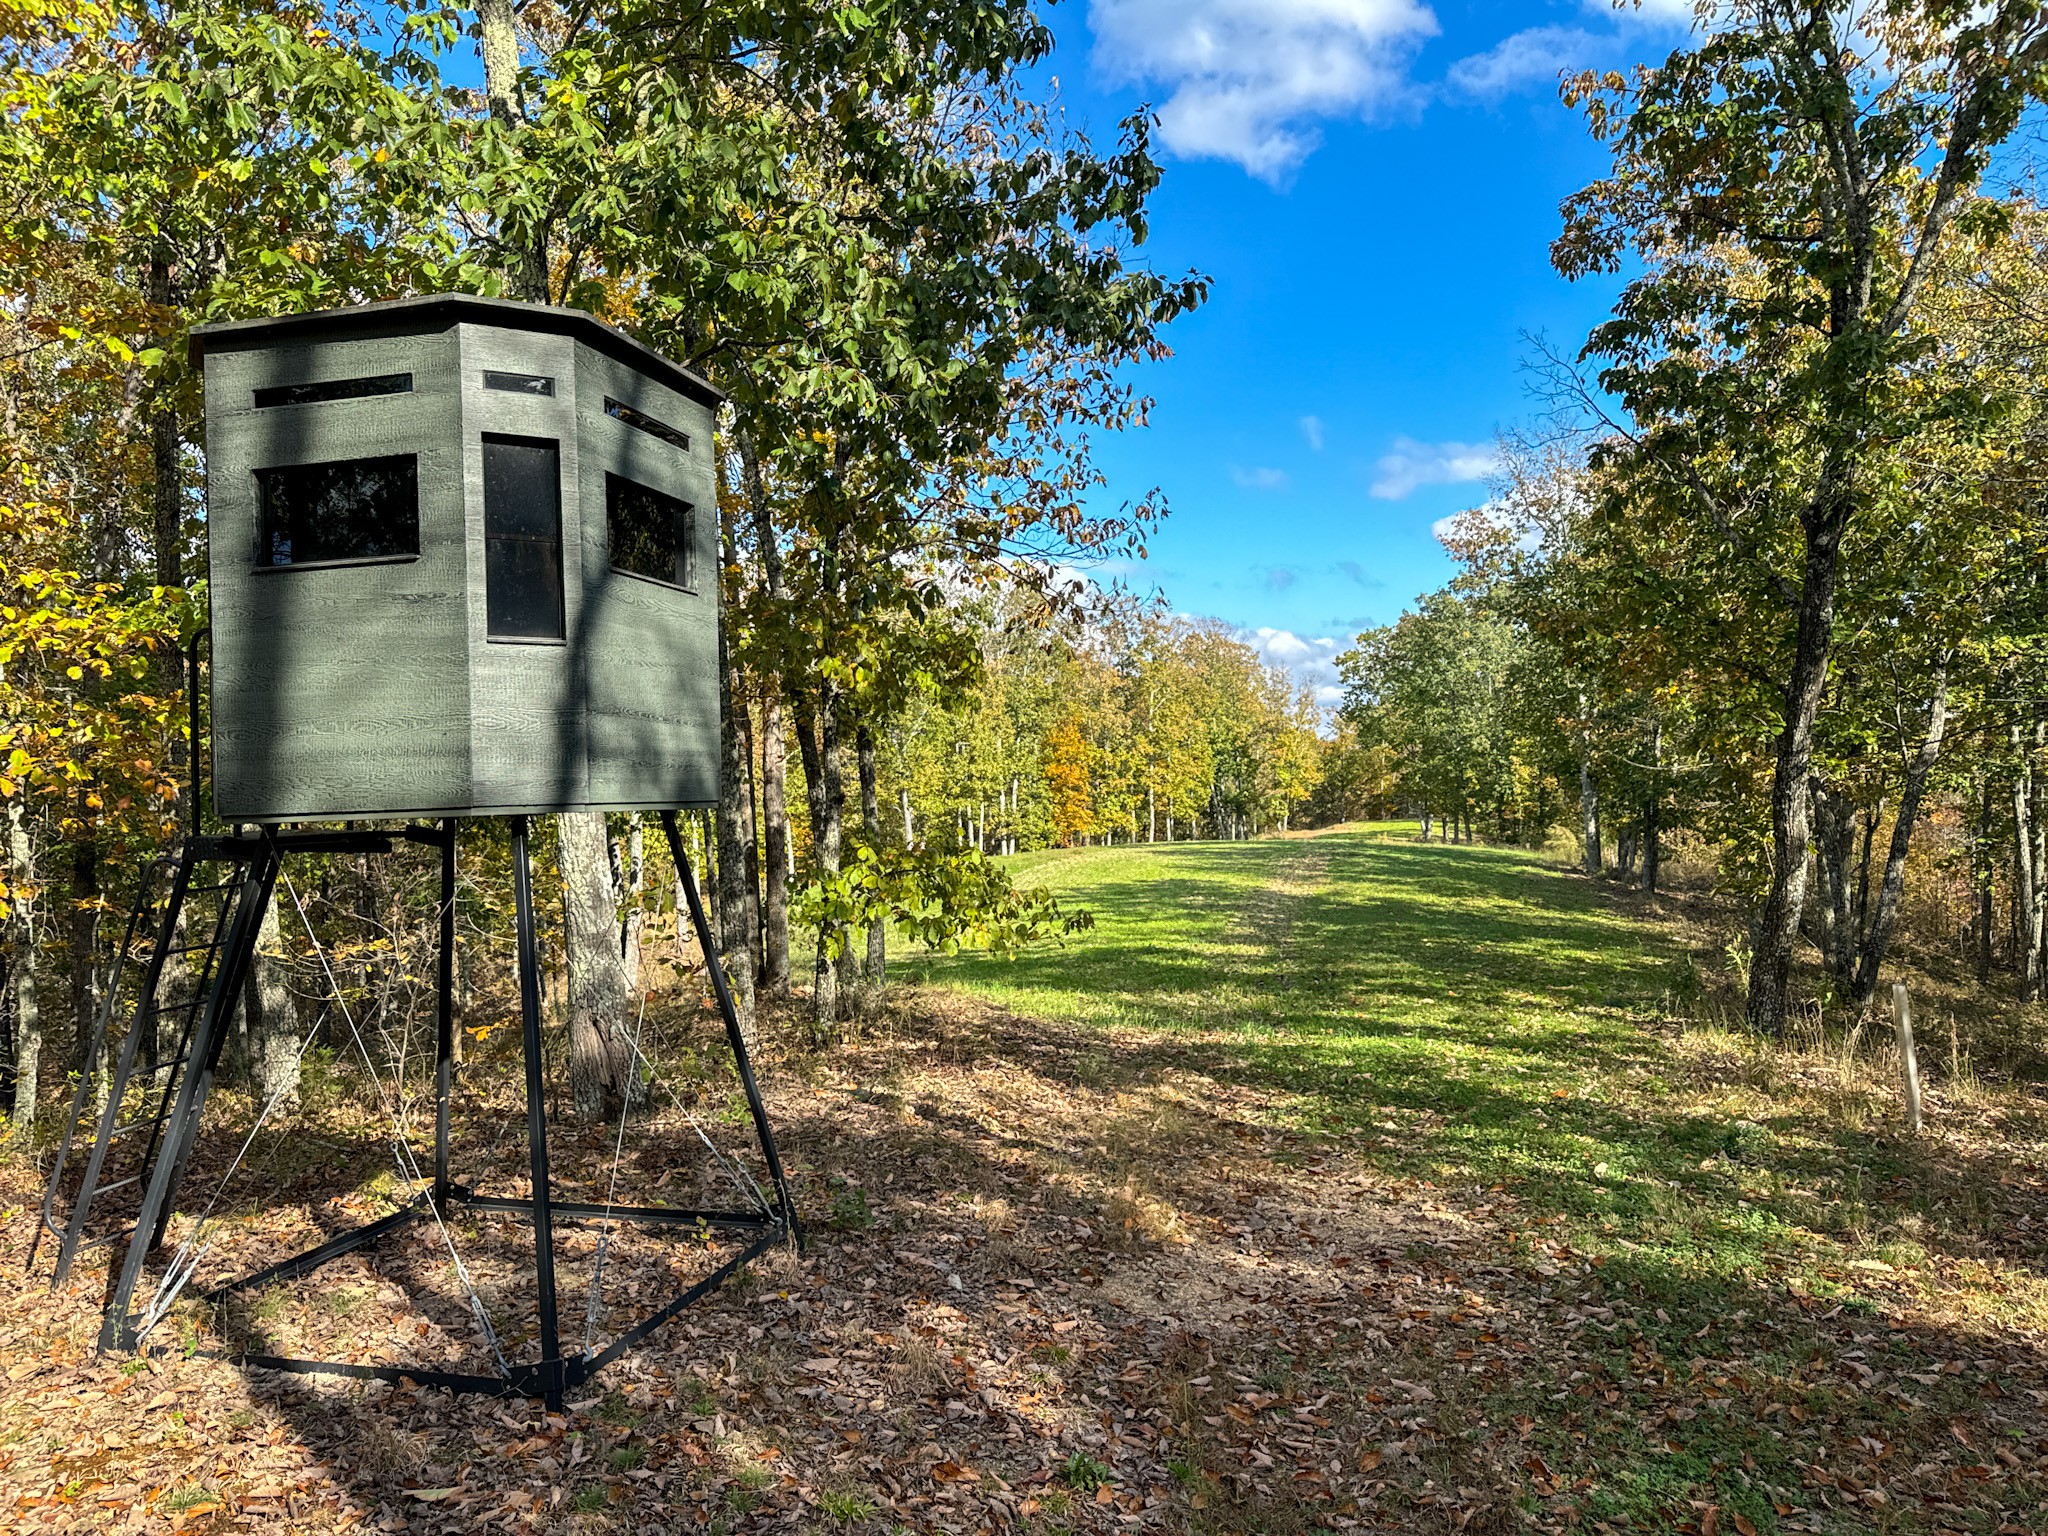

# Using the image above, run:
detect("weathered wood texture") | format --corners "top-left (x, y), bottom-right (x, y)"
top-left (199, 298), bottom-right (722, 821)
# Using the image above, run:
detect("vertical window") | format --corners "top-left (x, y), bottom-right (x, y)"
top-left (482, 435), bottom-right (564, 640)
top-left (605, 473), bottom-right (693, 590)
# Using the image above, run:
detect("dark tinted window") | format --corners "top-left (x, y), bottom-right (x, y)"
top-left (255, 455), bottom-right (419, 567)
top-left (606, 474), bottom-right (692, 589)
top-left (483, 435), bottom-right (564, 640)
top-left (604, 397), bottom-right (690, 453)
top-left (253, 373), bottom-right (412, 408)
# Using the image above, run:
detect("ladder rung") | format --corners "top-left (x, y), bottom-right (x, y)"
top-left (95, 1174), bottom-right (143, 1195)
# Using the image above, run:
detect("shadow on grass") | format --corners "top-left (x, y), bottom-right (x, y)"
top-left (902, 832), bottom-right (2048, 1293)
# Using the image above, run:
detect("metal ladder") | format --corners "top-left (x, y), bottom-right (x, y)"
top-left (31, 832), bottom-right (281, 1346)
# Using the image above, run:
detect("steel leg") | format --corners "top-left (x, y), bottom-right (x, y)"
top-left (509, 817), bottom-right (565, 1410)
top-left (659, 812), bottom-right (800, 1242)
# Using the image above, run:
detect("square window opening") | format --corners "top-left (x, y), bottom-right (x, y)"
top-left (606, 473), bottom-right (693, 590)
top-left (255, 454), bottom-right (420, 568)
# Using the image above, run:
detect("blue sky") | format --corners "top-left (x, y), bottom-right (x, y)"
top-left (1042, 0), bottom-right (1700, 701)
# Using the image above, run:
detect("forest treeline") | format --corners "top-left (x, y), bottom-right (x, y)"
top-left (1341, 0), bottom-right (2048, 1040)
top-left (8, 0), bottom-right (2048, 1133)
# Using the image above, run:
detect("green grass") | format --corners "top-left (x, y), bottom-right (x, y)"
top-left (898, 823), bottom-right (2048, 1337)
top-left (892, 825), bottom-right (2048, 1533)
top-left (900, 826), bottom-right (1780, 1274)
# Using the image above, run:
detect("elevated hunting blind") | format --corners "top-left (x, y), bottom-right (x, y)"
top-left (195, 292), bottom-right (723, 821)
top-left (35, 297), bottom-right (796, 1412)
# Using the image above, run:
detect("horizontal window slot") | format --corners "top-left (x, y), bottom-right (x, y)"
top-left (484, 370), bottom-right (555, 396)
top-left (604, 396), bottom-right (690, 452)
top-left (253, 373), bottom-right (413, 408)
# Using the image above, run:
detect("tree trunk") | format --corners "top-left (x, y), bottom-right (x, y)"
top-left (476, 0), bottom-right (550, 303)
top-left (738, 703), bottom-right (762, 976)
top-left (1806, 779), bottom-right (1855, 989)
top-left (2016, 717), bottom-right (2044, 1003)
top-left (1745, 520), bottom-right (1843, 1038)
top-left (70, 831), bottom-right (99, 1071)
top-left (147, 249), bottom-right (183, 590)
top-left (243, 891), bottom-right (300, 1108)
top-left (1640, 718), bottom-right (1661, 894)
top-left (5, 803), bottom-right (40, 1128)
top-left (760, 693), bottom-right (792, 995)
top-left (736, 428), bottom-right (792, 995)
top-left (2031, 715), bottom-right (2047, 994)
top-left (858, 722), bottom-right (884, 989)
top-left (1579, 754), bottom-right (1601, 874)
top-left (900, 784), bottom-right (913, 846)
top-left (810, 691), bottom-right (844, 1040)
top-left (1640, 796), bottom-right (1660, 894)
top-left (714, 539), bottom-right (756, 1043)
top-left (617, 814), bottom-right (646, 984)
top-left (1848, 659), bottom-right (1951, 1008)
top-left (1972, 765), bottom-right (1995, 984)
top-left (558, 813), bottom-right (634, 1120)
top-left (1853, 806), bottom-right (1877, 941)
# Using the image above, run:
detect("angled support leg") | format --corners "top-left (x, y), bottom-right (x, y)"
top-left (509, 816), bottom-right (565, 1411)
top-left (659, 811), bottom-right (800, 1243)
top-left (101, 841), bottom-right (280, 1353)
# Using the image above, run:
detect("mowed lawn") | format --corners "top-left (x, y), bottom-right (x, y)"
top-left (895, 825), bottom-right (2048, 1533)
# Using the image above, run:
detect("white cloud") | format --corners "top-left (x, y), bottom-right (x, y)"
top-left (1596, 0), bottom-right (1700, 26)
top-left (1088, 0), bottom-right (1441, 181)
top-left (1233, 464), bottom-right (1291, 490)
top-left (1369, 436), bottom-right (1499, 500)
top-left (1300, 414), bottom-right (1326, 451)
top-left (1448, 25), bottom-right (1594, 97)
top-left (1434, 496), bottom-right (1546, 552)
top-left (1245, 625), bottom-right (1345, 697)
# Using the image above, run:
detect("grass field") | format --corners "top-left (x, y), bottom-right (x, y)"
top-left (888, 824), bottom-right (2048, 1532)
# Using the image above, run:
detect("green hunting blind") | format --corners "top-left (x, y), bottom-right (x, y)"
top-left (195, 292), bottom-right (724, 821)
top-left (34, 297), bottom-right (797, 1411)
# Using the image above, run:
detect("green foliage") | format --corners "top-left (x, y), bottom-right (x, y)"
top-left (827, 1186), bottom-right (875, 1231)
top-left (795, 840), bottom-right (1092, 960)
top-left (1057, 1453), bottom-right (1111, 1492)
top-left (818, 1488), bottom-right (877, 1522)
